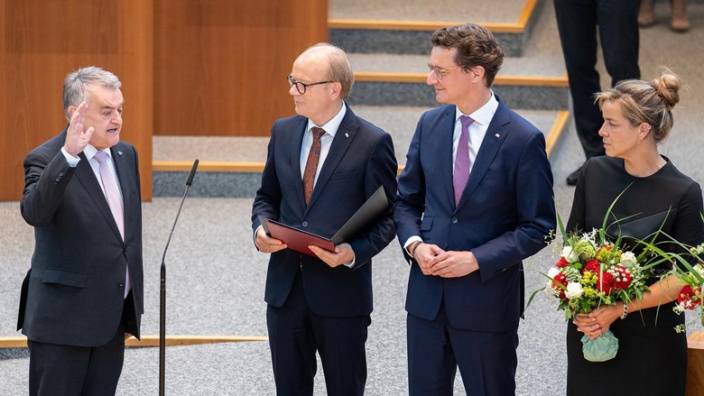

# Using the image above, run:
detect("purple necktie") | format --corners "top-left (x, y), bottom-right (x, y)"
top-left (94, 151), bottom-right (130, 298)
top-left (302, 127), bottom-right (326, 205)
top-left (453, 115), bottom-right (474, 205)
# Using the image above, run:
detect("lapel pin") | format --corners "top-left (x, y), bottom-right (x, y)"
top-left (345, 132), bottom-right (349, 138)
top-left (495, 133), bottom-right (500, 138)
top-left (117, 150), bottom-right (123, 156)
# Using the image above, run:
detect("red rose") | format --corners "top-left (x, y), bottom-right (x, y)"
top-left (552, 272), bottom-right (569, 301)
top-left (678, 285), bottom-right (701, 309)
top-left (595, 271), bottom-right (615, 294)
top-left (556, 257), bottom-right (569, 268)
top-left (584, 259), bottom-right (601, 274)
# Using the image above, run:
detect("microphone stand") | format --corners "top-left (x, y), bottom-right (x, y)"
top-left (160, 159), bottom-right (199, 396)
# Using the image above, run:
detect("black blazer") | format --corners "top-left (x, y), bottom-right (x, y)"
top-left (252, 106), bottom-right (398, 317)
top-left (18, 127), bottom-right (143, 346)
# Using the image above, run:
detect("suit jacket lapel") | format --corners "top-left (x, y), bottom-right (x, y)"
top-left (290, 118), bottom-right (307, 211)
top-left (458, 101), bottom-right (510, 206)
top-left (111, 145), bottom-right (132, 238)
top-left (436, 106), bottom-right (457, 209)
top-left (306, 108), bottom-right (358, 209)
top-left (74, 152), bottom-right (123, 240)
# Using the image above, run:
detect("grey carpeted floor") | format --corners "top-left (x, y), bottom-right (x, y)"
top-left (2, 1), bottom-right (704, 395)
top-left (329, 0), bottom-right (526, 23)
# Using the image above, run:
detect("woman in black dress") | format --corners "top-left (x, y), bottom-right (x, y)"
top-left (565, 69), bottom-right (704, 395)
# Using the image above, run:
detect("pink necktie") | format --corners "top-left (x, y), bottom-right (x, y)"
top-left (453, 115), bottom-right (474, 205)
top-left (94, 151), bottom-right (130, 297)
top-left (302, 127), bottom-right (326, 205)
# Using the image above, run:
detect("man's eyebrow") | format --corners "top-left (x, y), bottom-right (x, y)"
top-left (100, 101), bottom-right (124, 110)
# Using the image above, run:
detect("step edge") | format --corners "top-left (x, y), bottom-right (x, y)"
top-left (329, 0), bottom-right (538, 34)
top-left (153, 109), bottom-right (570, 174)
top-left (354, 72), bottom-right (568, 87)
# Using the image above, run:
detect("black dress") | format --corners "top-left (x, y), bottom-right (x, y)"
top-left (565, 156), bottom-right (704, 396)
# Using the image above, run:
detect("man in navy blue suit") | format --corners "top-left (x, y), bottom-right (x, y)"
top-left (394, 24), bottom-right (556, 395)
top-left (251, 43), bottom-right (398, 396)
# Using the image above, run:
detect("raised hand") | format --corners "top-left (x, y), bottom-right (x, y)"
top-left (63, 102), bottom-right (94, 157)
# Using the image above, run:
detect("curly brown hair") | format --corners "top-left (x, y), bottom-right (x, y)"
top-left (430, 23), bottom-right (504, 87)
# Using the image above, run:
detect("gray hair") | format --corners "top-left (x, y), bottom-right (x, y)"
top-left (302, 43), bottom-right (354, 99)
top-left (62, 66), bottom-right (121, 120)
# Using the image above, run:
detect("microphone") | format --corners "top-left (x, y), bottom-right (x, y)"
top-left (161, 159), bottom-right (199, 264)
top-left (160, 159), bottom-right (199, 396)
top-left (186, 159), bottom-right (198, 187)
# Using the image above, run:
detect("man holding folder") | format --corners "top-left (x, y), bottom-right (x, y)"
top-left (251, 43), bottom-right (397, 396)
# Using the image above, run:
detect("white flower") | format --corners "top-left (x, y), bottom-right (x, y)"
top-left (694, 264), bottom-right (704, 279)
top-left (565, 282), bottom-right (584, 300)
top-left (673, 304), bottom-right (685, 314)
top-left (562, 246), bottom-right (579, 263)
top-left (545, 281), bottom-right (559, 296)
top-left (620, 251), bottom-right (637, 267)
top-left (547, 267), bottom-right (561, 279)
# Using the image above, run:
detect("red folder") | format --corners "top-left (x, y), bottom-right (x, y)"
top-left (259, 186), bottom-right (389, 257)
top-left (261, 219), bottom-right (335, 257)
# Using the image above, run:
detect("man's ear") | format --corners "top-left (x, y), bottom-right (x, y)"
top-left (469, 65), bottom-right (485, 83)
top-left (331, 82), bottom-right (342, 97)
top-left (67, 105), bottom-right (77, 119)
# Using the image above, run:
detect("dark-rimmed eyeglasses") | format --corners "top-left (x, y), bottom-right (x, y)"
top-left (287, 75), bottom-right (334, 94)
top-left (427, 64), bottom-right (463, 80)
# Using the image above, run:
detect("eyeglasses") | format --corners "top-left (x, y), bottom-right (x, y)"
top-left (427, 64), bottom-right (463, 80)
top-left (287, 75), bottom-right (334, 94)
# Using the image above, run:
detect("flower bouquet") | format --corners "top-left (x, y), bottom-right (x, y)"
top-left (671, 242), bottom-right (704, 333)
top-left (544, 227), bottom-right (652, 362)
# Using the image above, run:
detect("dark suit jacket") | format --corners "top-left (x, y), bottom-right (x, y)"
top-left (394, 99), bottom-right (555, 332)
top-left (18, 127), bottom-right (143, 346)
top-left (252, 105), bottom-right (398, 317)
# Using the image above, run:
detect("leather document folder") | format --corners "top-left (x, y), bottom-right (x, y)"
top-left (259, 186), bottom-right (389, 257)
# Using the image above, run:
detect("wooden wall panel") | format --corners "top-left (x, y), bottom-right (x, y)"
top-left (688, 332), bottom-right (704, 396)
top-left (0, 0), bottom-right (153, 201)
top-left (154, 0), bottom-right (328, 137)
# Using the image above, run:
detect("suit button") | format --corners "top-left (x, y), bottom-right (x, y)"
top-left (302, 221), bottom-right (309, 228)
top-left (451, 217), bottom-right (458, 224)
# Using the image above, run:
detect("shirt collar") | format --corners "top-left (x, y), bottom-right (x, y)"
top-left (84, 145), bottom-right (111, 161)
top-left (455, 91), bottom-right (498, 126)
top-left (306, 102), bottom-right (347, 138)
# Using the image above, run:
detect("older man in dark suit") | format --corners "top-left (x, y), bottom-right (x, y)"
top-left (251, 43), bottom-right (398, 396)
top-left (394, 24), bottom-right (556, 395)
top-left (18, 66), bottom-right (143, 396)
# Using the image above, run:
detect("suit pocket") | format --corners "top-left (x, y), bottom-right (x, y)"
top-left (420, 216), bottom-right (433, 231)
top-left (328, 170), bottom-right (359, 181)
top-left (17, 269), bottom-right (31, 330)
top-left (42, 269), bottom-right (87, 288)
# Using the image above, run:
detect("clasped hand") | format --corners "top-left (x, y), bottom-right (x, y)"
top-left (573, 305), bottom-right (621, 339)
top-left (413, 243), bottom-right (479, 278)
